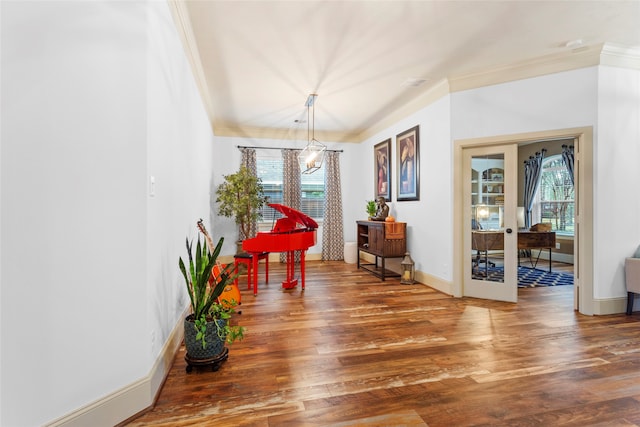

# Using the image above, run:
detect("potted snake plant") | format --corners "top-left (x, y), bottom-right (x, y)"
top-left (179, 226), bottom-right (244, 365)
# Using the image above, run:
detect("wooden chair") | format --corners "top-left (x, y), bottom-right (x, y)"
top-left (625, 257), bottom-right (640, 314)
top-left (234, 252), bottom-right (269, 296)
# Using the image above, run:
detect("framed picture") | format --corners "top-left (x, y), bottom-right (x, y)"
top-left (396, 125), bottom-right (420, 201)
top-left (374, 139), bottom-right (392, 201)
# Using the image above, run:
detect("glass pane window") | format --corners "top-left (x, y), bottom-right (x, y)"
top-left (535, 155), bottom-right (574, 235)
top-left (256, 151), bottom-right (325, 221)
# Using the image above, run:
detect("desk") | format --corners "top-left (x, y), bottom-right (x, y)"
top-left (472, 230), bottom-right (556, 274)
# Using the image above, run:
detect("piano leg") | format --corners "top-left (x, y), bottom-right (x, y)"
top-left (282, 250), bottom-right (298, 289)
top-left (301, 250), bottom-right (306, 290)
top-left (252, 254), bottom-right (259, 296)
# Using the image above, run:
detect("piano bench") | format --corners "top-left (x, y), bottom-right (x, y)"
top-left (234, 252), bottom-right (269, 295)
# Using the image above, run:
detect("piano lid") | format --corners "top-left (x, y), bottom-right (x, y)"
top-left (268, 203), bottom-right (318, 230)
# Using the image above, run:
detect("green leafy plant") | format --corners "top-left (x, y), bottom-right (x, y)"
top-left (366, 200), bottom-right (377, 217)
top-left (215, 166), bottom-right (268, 241)
top-left (179, 235), bottom-right (244, 348)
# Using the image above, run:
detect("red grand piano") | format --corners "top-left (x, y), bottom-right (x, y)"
top-left (242, 203), bottom-right (318, 293)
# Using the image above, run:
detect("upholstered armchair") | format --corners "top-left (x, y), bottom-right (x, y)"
top-left (625, 257), bottom-right (640, 314)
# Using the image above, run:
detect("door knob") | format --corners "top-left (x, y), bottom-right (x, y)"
top-left (506, 228), bottom-right (513, 234)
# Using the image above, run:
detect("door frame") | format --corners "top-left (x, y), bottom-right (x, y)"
top-left (453, 127), bottom-right (594, 315)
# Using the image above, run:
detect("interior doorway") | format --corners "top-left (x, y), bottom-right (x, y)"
top-left (453, 127), bottom-right (594, 315)
top-left (518, 139), bottom-right (576, 275)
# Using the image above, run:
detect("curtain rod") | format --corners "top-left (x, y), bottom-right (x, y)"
top-left (237, 145), bottom-right (343, 153)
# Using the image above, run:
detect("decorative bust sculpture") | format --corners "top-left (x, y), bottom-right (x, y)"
top-left (371, 196), bottom-right (389, 221)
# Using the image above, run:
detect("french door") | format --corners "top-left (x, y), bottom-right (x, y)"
top-left (463, 144), bottom-right (518, 302)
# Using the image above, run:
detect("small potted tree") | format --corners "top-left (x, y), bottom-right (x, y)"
top-left (179, 225), bottom-right (244, 372)
top-left (215, 166), bottom-right (267, 252)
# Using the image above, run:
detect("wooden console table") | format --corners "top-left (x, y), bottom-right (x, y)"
top-left (356, 220), bottom-right (406, 280)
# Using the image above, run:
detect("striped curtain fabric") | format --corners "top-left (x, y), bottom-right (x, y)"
top-left (240, 147), bottom-right (258, 239)
top-left (322, 151), bottom-right (344, 260)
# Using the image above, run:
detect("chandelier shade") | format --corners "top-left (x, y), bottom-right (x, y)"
top-left (299, 94), bottom-right (326, 174)
top-left (300, 138), bottom-right (326, 174)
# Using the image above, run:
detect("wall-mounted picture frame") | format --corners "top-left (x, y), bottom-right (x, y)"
top-left (374, 138), bottom-right (391, 201)
top-left (396, 125), bottom-right (420, 201)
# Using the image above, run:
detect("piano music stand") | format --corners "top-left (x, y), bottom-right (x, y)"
top-left (234, 252), bottom-right (269, 296)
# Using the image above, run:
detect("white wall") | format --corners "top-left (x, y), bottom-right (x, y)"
top-left (449, 65), bottom-right (640, 302)
top-left (1, 2), bottom-right (638, 424)
top-left (1, 1), bottom-right (213, 425)
top-left (595, 65), bottom-right (640, 300)
top-left (146, 1), bottom-right (214, 370)
top-left (348, 65), bottom-right (637, 305)
top-left (451, 68), bottom-right (598, 140)
top-left (349, 95), bottom-right (453, 281)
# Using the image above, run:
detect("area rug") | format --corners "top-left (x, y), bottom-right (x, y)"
top-left (473, 266), bottom-right (574, 287)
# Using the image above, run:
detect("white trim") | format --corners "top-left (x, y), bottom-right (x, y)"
top-left (600, 43), bottom-right (640, 70)
top-left (449, 44), bottom-right (604, 93)
top-left (44, 309), bottom-right (187, 427)
top-left (594, 297), bottom-right (628, 316)
top-left (169, 16), bottom-right (640, 144)
top-left (416, 271), bottom-right (453, 296)
top-left (167, 1), bottom-right (215, 133)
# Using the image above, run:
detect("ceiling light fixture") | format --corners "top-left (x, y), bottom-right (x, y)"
top-left (299, 93), bottom-right (326, 175)
top-left (564, 39), bottom-right (583, 49)
top-left (402, 77), bottom-right (428, 87)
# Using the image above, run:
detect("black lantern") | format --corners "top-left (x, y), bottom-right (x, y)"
top-left (400, 252), bottom-right (415, 284)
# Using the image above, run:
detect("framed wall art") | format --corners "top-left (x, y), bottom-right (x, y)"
top-left (396, 125), bottom-right (419, 201)
top-left (374, 139), bottom-right (391, 201)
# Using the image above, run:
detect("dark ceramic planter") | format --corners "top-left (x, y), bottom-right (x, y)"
top-left (184, 315), bottom-right (226, 360)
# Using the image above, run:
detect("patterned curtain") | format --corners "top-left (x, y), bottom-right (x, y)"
top-left (322, 151), bottom-right (344, 260)
top-left (523, 149), bottom-right (546, 228)
top-left (562, 144), bottom-right (575, 186)
top-left (240, 148), bottom-right (258, 239)
top-left (281, 149), bottom-right (301, 263)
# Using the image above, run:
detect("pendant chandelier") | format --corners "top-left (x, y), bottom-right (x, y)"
top-left (299, 93), bottom-right (326, 174)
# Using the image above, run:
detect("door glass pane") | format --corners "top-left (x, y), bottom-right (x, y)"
top-left (471, 154), bottom-right (505, 282)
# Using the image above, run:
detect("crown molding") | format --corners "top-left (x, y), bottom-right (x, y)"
top-left (167, 1), bottom-right (215, 126)
top-left (600, 42), bottom-right (640, 69)
top-left (212, 123), bottom-right (359, 144)
top-left (356, 79), bottom-right (451, 142)
top-left (449, 43), bottom-right (605, 93)
top-left (167, 2), bottom-right (640, 145)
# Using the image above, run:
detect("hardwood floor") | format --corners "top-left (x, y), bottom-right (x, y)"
top-left (125, 260), bottom-right (640, 426)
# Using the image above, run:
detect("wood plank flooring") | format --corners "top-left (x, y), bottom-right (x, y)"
top-left (124, 260), bottom-right (640, 427)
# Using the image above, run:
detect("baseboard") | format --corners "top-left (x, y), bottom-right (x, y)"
top-left (593, 296), bottom-right (628, 315)
top-left (355, 252), bottom-right (453, 295)
top-left (416, 271), bottom-right (453, 296)
top-left (45, 309), bottom-right (187, 427)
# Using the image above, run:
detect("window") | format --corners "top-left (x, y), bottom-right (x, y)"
top-left (256, 151), bottom-right (325, 221)
top-left (534, 155), bottom-right (574, 235)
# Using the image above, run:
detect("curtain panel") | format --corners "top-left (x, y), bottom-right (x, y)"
top-left (240, 147), bottom-right (258, 239)
top-left (522, 149), bottom-right (546, 228)
top-left (562, 144), bottom-right (575, 186)
top-left (322, 151), bottom-right (344, 260)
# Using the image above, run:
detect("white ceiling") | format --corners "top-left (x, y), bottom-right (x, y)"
top-left (176, 1), bottom-right (640, 143)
